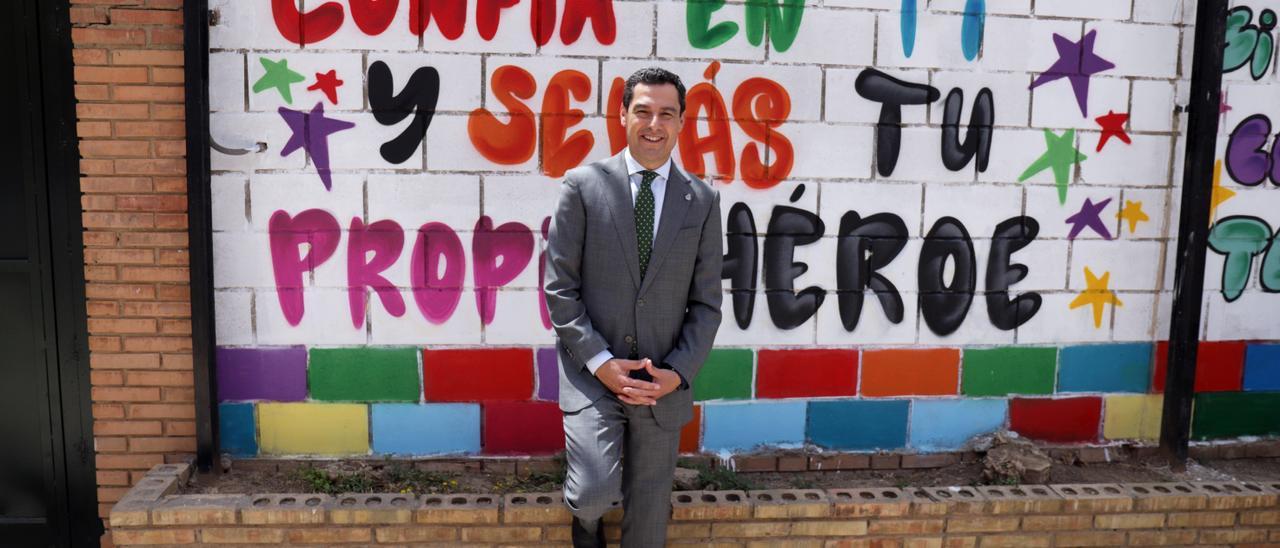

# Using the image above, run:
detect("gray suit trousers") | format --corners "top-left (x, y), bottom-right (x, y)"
top-left (563, 395), bottom-right (680, 548)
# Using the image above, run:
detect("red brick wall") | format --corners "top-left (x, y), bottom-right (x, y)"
top-left (69, 0), bottom-right (194, 540)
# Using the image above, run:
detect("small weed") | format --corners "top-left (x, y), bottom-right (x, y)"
top-left (291, 465), bottom-right (458, 495)
top-left (493, 470), bottom-right (566, 493)
top-left (694, 465), bottom-right (757, 491)
top-left (789, 477), bottom-right (817, 489)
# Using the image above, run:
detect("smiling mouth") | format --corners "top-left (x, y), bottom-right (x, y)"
top-left (641, 135), bottom-right (663, 143)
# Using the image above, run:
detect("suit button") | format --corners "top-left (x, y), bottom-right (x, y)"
top-left (624, 335), bottom-right (634, 344)
top-left (637, 299), bottom-right (645, 307)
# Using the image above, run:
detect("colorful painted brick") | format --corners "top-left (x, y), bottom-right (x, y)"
top-left (258, 403), bottom-right (369, 456)
top-left (1243, 344), bottom-right (1280, 391)
top-left (909, 399), bottom-right (1008, 452)
top-left (679, 405), bottom-right (702, 454)
top-left (701, 401), bottom-right (807, 452)
top-left (309, 347), bottom-right (420, 402)
top-left (535, 347), bottom-right (559, 401)
top-left (860, 348), bottom-right (960, 397)
top-left (1102, 394), bottom-right (1162, 441)
top-left (1008, 397), bottom-right (1102, 443)
top-left (216, 346), bottom-right (307, 402)
top-left (1057, 343), bottom-right (1152, 393)
top-left (218, 403), bottom-right (258, 456)
top-left (371, 403), bottom-right (481, 456)
top-left (807, 400), bottom-right (909, 451)
top-left (423, 348), bottom-right (534, 402)
top-left (693, 349), bottom-right (753, 401)
top-left (482, 401), bottom-right (564, 455)
top-left (1191, 391), bottom-right (1280, 440)
top-left (756, 349), bottom-right (858, 399)
top-left (1152, 341), bottom-right (1245, 393)
top-left (961, 347), bottom-right (1056, 396)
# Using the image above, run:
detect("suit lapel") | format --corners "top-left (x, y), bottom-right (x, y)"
top-left (600, 153), bottom-right (642, 289)
top-left (639, 165), bottom-right (693, 296)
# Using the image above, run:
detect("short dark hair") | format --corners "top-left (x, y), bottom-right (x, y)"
top-left (622, 67), bottom-right (686, 115)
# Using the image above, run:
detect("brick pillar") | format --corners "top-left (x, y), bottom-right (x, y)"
top-left (69, 0), bottom-right (194, 541)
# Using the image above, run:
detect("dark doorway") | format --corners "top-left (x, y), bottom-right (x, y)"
top-left (0, 0), bottom-right (101, 546)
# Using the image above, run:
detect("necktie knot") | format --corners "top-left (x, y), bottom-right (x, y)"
top-left (639, 170), bottom-right (658, 188)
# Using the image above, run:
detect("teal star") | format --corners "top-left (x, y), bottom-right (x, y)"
top-left (252, 57), bottom-right (306, 104)
top-left (1018, 128), bottom-right (1087, 204)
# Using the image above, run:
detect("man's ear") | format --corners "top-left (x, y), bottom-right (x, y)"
top-left (618, 105), bottom-right (628, 126)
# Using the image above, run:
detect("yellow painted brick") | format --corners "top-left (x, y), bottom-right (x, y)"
top-left (1166, 511), bottom-right (1236, 528)
top-left (1054, 530), bottom-right (1126, 547)
top-left (1093, 513), bottom-right (1165, 529)
top-left (1240, 509), bottom-right (1280, 525)
top-left (460, 525), bottom-right (541, 543)
top-left (869, 519), bottom-right (945, 535)
top-left (978, 534), bottom-right (1051, 548)
top-left (1199, 528), bottom-right (1269, 543)
top-left (1020, 514), bottom-right (1092, 531)
top-left (1102, 394), bottom-right (1162, 441)
top-left (711, 522), bottom-right (790, 538)
top-left (111, 529), bottom-right (197, 545)
top-left (790, 520), bottom-right (868, 536)
top-left (373, 526), bottom-right (458, 542)
top-left (668, 523), bottom-right (712, 539)
top-left (197, 528), bottom-right (286, 543)
top-left (285, 528), bottom-right (373, 544)
top-left (1126, 529), bottom-right (1199, 546)
top-left (945, 516), bottom-right (1020, 533)
top-left (329, 507), bottom-right (411, 525)
top-left (151, 507), bottom-right (237, 525)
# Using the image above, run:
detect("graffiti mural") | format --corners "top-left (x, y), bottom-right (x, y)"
top-left (208, 0), bottom-right (1280, 458)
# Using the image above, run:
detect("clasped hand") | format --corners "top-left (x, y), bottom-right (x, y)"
top-left (595, 358), bottom-right (679, 406)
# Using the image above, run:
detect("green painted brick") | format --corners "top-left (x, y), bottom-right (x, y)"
top-left (962, 347), bottom-right (1057, 396)
top-left (309, 347), bottom-right (420, 402)
top-left (1192, 391), bottom-right (1280, 440)
top-left (694, 349), bottom-right (753, 401)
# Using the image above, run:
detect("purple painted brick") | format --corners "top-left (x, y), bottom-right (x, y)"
top-left (217, 346), bottom-right (308, 402)
top-left (536, 347), bottom-right (559, 402)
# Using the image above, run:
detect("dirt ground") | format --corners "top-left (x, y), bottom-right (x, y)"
top-left (185, 456), bottom-right (1280, 496)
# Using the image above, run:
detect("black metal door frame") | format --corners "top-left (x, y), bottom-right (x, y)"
top-left (8, 0), bottom-right (101, 545)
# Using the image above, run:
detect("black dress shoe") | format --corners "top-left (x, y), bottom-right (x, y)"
top-left (571, 516), bottom-right (606, 548)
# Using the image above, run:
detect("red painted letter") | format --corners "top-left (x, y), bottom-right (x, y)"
top-left (268, 209), bottom-right (341, 326)
top-left (560, 0), bottom-right (616, 45)
top-left (347, 217), bottom-right (406, 328)
top-left (410, 0), bottom-right (467, 40)
top-left (477, 0), bottom-right (520, 40)
top-left (271, 0), bottom-right (344, 45)
top-left (473, 216), bottom-right (534, 325)
top-left (678, 81), bottom-right (736, 182)
top-left (734, 77), bottom-right (793, 189)
top-left (409, 222), bottom-right (465, 324)
top-left (349, 0), bottom-right (400, 35)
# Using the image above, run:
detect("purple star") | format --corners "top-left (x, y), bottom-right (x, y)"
top-left (1065, 197), bottom-right (1113, 240)
top-left (279, 102), bottom-right (355, 190)
top-left (1030, 30), bottom-right (1115, 117)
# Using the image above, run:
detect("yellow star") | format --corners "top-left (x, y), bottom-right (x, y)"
top-left (1210, 159), bottom-right (1236, 224)
top-left (1070, 267), bottom-right (1123, 329)
top-left (1116, 200), bottom-right (1150, 234)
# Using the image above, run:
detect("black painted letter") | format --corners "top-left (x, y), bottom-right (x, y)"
top-left (986, 216), bottom-right (1041, 330)
top-left (854, 69), bottom-right (940, 177)
top-left (369, 61), bottom-right (441, 164)
top-left (835, 211), bottom-right (907, 331)
top-left (918, 217), bottom-right (975, 336)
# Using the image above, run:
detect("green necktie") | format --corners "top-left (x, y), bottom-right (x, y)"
top-left (636, 170), bottom-right (658, 279)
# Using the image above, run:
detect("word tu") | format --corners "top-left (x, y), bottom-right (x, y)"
top-left (723, 186), bottom-right (1041, 336)
top-left (468, 62), bottom-right (794, 188)
top-left (268, 209), bottom-right (550, 329)
top-left (688, 0), bottom-right (803, 53)
top-left (1224, 5), bottom-right (1276, 81)
top-left (856, 69), bottom-right (994, 178)
top-left (270, 0), bottom-right (616, 47)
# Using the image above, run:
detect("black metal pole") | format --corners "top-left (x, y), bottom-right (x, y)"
top-left (185, 0), bottom-right (219, 473)
top-left (1160, 0), bottom-right (1228, 464)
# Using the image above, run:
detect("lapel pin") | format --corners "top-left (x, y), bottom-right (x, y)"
top-left (684, 193), bottom-right (691, 201)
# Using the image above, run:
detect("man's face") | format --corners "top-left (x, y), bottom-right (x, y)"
top-left (620, 82), bottom-right (684, 169)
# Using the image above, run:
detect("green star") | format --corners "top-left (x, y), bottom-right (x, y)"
top-left (1018, 128), bottom-right (1087, 204)
top-left (252, 57), bottom-right (306, 104)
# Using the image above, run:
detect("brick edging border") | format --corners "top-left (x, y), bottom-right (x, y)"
top-left (110, 463), bottom-right (1280, 546)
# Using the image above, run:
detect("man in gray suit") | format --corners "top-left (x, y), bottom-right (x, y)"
top-left (544, 67), bottom-right (723, 547)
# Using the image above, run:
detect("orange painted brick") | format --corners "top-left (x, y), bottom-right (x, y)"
top-left (860, 348), bottom-right (960, 397)
top-left (197, 528), bottom-right (286, 544)
top-left (158, 319), bottom-right (191, 335)
top-left (76, 66), bottom-right (149, 84)
top-left (155, 140), bottom-right (186, 157)
top-left (111, 8), bottom-right (183, 25)
top-left (1053, 530), bottom-right (1126, 547)
top-left (1126, 529), bottom-right (1198, 545)
top-left (285, 528), bottom-right (373, 543)
top-left (85, 284), bottom-right (158, 301)
top-left (111, 529), bottom-right (195, 545)
top-left (91, 386), bottom-right (161, 402)
top-left (1166, 511), bottom-right (1236, 528)
top-left (1020, 514), bottom-right (1091, 531)
top-left (1093, 513), bottom-right (1165, 529)
top-left (945, 516), bottom-right (1019, 533)
top-left (97, 470), bottom-right (130, 486)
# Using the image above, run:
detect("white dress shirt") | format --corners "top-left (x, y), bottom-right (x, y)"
top-left (585, 149), bottom-right (673, 374)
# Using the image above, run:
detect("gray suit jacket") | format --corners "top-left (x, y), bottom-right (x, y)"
top-left (544, 152), bottom-right (723, 430)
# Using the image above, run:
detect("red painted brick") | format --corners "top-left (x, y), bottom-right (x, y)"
top-left (482, 401), bottom-right (564, 455)
top-left (1009, 397), bottom-right (1102, 443)
top-left (679, 405), bottom-right (701, 454)
top-left (756, 349), bottom-right (858, 399)
top-left (1151, 341), bottom-right (1245, 393)
top-left (423, 348), bottom-right (534, 402)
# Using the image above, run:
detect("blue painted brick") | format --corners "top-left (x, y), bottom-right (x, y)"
top-left (909, 399), bottom-right (1008, 452)
top-left (1244, 344), bottom-right (1280, 391)
top-left (371, 403), bottom-right (481, 456)
top-left (701, 401), bottom-right (806, 452)
top-left (218, 403), bottom-right (258, 457)
top-left (807, 400), bottom-right (909, 451)
top-left (1058, 343), bottom-right (1152, 393)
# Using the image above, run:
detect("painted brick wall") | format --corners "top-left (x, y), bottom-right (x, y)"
top-left (199, 0), bottom-right (1280, 460)
top-left (70, 0), bottom-right (193, 538)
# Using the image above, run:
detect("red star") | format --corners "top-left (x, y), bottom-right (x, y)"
top-left (1094, 110), bottom-right (1130, 152)
top-left (307, 69), bottom-right (343, 105)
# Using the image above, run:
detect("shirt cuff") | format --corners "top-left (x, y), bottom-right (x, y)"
top-left (585, 349), bottom-right (614, 375)
top-left (661, 363), bottom-right (690, 390)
